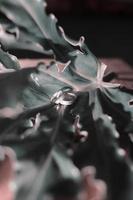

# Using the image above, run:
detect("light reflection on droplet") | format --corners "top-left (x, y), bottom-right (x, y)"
top-left (51, 88), bottom-right (76, 106)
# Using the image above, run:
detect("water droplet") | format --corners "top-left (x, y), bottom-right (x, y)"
top-left (51, 87), bottom-right (77, 106)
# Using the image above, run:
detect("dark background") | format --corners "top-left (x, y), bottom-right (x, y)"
top-left (46, 0), bottom-right (133, 66)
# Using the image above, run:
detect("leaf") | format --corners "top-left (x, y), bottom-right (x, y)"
top-left (7, 103), bottom-right (80, 200)
top-left (0, 22), bottom-right (51, 55)
top-left (0, 103), bottom-right (56, 146)
top-left (42, 61), bottom-right (133, 132)
top-left (0, 0), bottom-right (99, 78)
top-left (14, 146), bottom-right (80, 200)
top-left (0, 0), bottom-right (132, 152)
top-left (0, 0), bottom-right (78, 59)
top-left (93, 115), bottom-right (133, 200)
top-left (73, 114), bottom-right (133, 200)
top-left (0, 1), bottom-right (132, 199)
top-left (0, 67), bottom-right (38, 109)
top-left (0, 65), bottom-right (73, 111)
top-left (0, 46), bottom-right (20, 70)
top-left (0, 94), bottom-right (80, 199)
top-left (0, 45), bottom-right (132, 147)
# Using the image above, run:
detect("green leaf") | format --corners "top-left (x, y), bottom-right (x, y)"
top-left (94, 115), bottom-right (133, 200)
top-left (0, 1), bottom-right (132, 199)
top-left (0, 0), bottom-right (132, 149)
top-left (0, 46), bottom-right (20, 70)
top-left (0, 22), bottom-right (51, 55)
top-left (47, 61), bottom-right (133, 132)
top-left (0, 0), bottom-right (79, 59)
top-left (73, 114), bottom-right (133, 200)
top-left (8, 104), bottom-right (80, 200)
top-left (14, 146), bottom-right (80, 200)
top-left (0, 0), bottom-right (99, 78)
